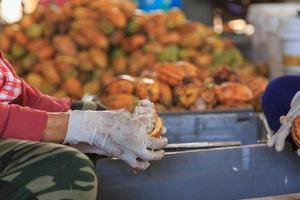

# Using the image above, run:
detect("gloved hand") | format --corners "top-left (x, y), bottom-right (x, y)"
top-left (268, 91), bottom-right (300, 152)
top-left (64, 99), bottom-right (168, 170)
top-left (71, 143), bottom-right (108, 156)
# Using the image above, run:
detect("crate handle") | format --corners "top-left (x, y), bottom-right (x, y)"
top-left (235, 112), bottom-right (253, 123)
top-left (257, 113), bottom-right (274, 140)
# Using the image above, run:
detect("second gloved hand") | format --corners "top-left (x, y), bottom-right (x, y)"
top-left (268, 91), bottom-right (300, 152)
top-left (64, 100), bottom-right (168, 170)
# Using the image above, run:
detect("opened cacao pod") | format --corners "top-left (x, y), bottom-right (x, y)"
top-left (200, 88), bottom-right (217, 108)
top-left (176, 61), bottom-right (200, 81)
top-left (101, 93), bottom-right (139, 112)
top-left (62, 77), bottom-right (83, 99)
top-left (158, 81), bottom-right (173, 107)
top-left (214, 82), bottom-right (254, 103)
top-left (104, 75), bottom-right (135, 95)
top-left (135, 78), bottom-right (160, 102)
top-left (154, 61), bottom-right (199, 86)
top-left (245, 77), bottom-right (268, 99)
top-left (212, 66), bottom-right (239, 84)
top-left (174, 84), bottom-right (200, 108)
top-left (292, 116), bottom-right (300, 147)
top-left (148, 117), bottom-right (164, 138)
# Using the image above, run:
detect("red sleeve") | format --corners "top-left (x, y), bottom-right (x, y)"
top-left (0, 52), bottom-right (71, 112)
top-left (0, 103), bottom-right (47, 141)
top-left (12, 79), bottom-right (71, 112)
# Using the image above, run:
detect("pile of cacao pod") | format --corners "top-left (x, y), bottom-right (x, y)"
top-left (101, 62), bottom-right (268, 112)
top-left (0, 0), bottom-right (268, 111)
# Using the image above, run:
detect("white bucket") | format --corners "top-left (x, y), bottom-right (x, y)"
top-left (247, 3), bottom-right (300, 77)
top-left (264, 14), bottom-right (283, 78)
top-left (284, 67), bottom-right (300, 75)
top-left (279, 17), bottom-right (300, 74)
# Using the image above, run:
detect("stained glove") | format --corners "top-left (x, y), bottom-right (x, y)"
top-left (268, 91), bottom-right (300, 152)
top-left (65, 99), bottom-right (168, 170)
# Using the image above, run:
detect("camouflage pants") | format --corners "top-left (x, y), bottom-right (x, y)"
top-left (0, 139), bottom-right (97, 200)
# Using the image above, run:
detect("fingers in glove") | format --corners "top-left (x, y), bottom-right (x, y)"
top-left (139, 149), bottom-right (165, 161)
top-left (267, 123), bottom-right (289, 150)
top-left (70, 143), bottom-right (108, 155)
top-left (135, 114), bottom-right (155, 123)
top-left (108, 109), bottom-right (132, 117)
top-left (146, 136), bottom-right (168, 150)
top-left (273, 107), bottom-right (300, 152)
top-left (134, 99), bottom-right (155, 116)
top-left (136, 112), bottom-right (156, 126)
top-left (102, 138), bottom-right (150, 170)
top-left (134, 160), bottom-right (150, 170)
top-left (280, 116), bottom-right (288, 125)
top-left (287, 106), bottom-right (300, 121)
top-left (101, 137), bottom-right (124, 157)
top-left (267, 123), bottom-right (289, 148)
top-left (275, 123), bottom-right (290, 152)
top-left (138, 99), bottom-right (154, 108)
top-left (291, 91), bottom-right (300, 108)
top-left (297, 149), bottom-right (300, 157)
top-left (267, 133), bottom-right (277, 147)
top-left (136, 107), bottom-right (154, 115)
top-left (161, 126), bottom-right (167, 134)
top-left (120, 151), bottom-right (150, 170)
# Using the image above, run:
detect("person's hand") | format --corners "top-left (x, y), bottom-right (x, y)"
top-left (70, 143), bottom-right (109, 156)
top-left (64, 99), bottom-right (168, 170)
top-left (268, 91), bottom-right (300, 152)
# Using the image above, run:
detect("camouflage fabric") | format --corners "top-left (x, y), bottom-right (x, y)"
top-left (0, 139), bottom-right (97, 200)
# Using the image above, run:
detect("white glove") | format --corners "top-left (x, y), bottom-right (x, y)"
top-left (64, 99), bottom-right (168, 170)
top-left (268, 91), bottom-right (300, 152)
top-left (70, 143), bottom-right (108, 156)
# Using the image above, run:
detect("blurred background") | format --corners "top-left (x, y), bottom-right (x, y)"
top-left (0, 0), bottom-right (299, 112)
top-left (0, 0), bottom-right (295, 61)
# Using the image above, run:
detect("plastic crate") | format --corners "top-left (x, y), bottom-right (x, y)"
top-left (160, 110), bottom-right (268, 145)
top-left (97, 143), bottom-right (300, 200)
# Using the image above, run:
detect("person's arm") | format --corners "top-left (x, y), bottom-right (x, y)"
top-left (0, 102), bottom-right (69, 143)
top-left (0, 98), bottom-right (167, 170)
top-left (0, 52), bottom-right (71, 112)
top-left (1, 52), bottom-right (106, 112)
top-left (42, 112), bottom-right (69, 142)
top-left (12, 79), bottom-right (71, 112)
